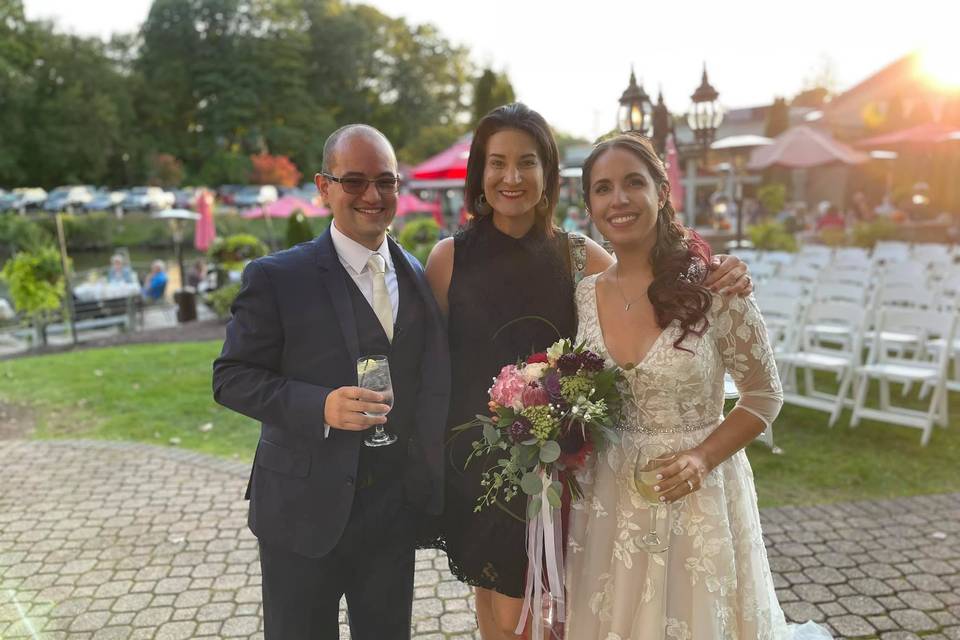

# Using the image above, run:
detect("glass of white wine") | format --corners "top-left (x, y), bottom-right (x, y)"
top-left (357, 355), bottom-right (396, 448)
top-left (633, 443), bottom-right (676, 553)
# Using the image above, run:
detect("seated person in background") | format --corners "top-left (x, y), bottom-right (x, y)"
top-left (107, 254), bottom-right (137, 284)
top-left (185, 258), bottom-right (208, 291)
top-left (816, 204), bottom-right (846, 231)
top-left (142, 260), bottom-right (168, 301)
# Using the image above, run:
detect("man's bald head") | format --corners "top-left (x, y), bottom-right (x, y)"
top-left (321, 124), bottom-right (396, 174)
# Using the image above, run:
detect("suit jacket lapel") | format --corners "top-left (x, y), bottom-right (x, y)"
top-left (314, 231), bottom-right (360, 367)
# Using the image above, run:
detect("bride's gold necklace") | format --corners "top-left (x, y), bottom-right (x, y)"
top-left (614, 263), bottom-right (648, 312)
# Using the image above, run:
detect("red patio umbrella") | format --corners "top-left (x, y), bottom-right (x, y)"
top-left (747, 126), bottom-right (869, 170)
top-left (410, 138), bottom-right (471, 180)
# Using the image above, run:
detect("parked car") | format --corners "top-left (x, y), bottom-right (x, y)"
top-left (234, 185), bottom-right (279, 208)
top-left (173, 188), bottom-right (199, 209)
top-left (43, 186), bottom-right (94, 212)
top-left (84, 190), bottom-right (128, 212)
top-left (3, 188), bottom-right (47, 211)
top-left (124, 186), bottom-right (175, 211)
top-left (217, 184), bottom-right (244, 206)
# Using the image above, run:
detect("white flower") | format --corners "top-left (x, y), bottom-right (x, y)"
top-left (546, 340), bottom-right (567, 365)
top-left (522, 362), bottom-right (549, 383)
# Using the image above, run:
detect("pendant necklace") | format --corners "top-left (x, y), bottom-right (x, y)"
top-left (614, 263), bottom-right (648, 312)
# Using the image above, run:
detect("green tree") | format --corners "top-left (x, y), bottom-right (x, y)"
top-left (471, 68), bottom-right (516, 126)
top-left (764, 97), bottom-right (790, 138)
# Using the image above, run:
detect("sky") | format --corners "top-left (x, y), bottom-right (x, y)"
top-left (23, 0), bottom-right (959, 139)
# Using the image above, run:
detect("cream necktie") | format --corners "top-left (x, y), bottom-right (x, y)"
top-left (366, 253), bottom-right (393, 342)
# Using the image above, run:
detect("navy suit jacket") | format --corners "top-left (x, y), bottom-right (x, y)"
top-left (213, 230), bottom-right (450, 558)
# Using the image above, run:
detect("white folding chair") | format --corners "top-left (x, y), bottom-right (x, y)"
top-left (807, 283), bottom-right (871, 349)
top-left (761, 251), bottom-right (795, 266)
top-left (757, 294), bottom-right (805, 354)
top-left (820, 265), bottom-right (874, 287)
top-left (799, 245), bottom-right (833, 260)
top-left (782, 264), bottom-right (821, 290)
top-left (749, 261), bottom-right (779, 283)
top-left (873, 241), bottom-right (911, 264)
top-left (834, 247), bottom-right (871, 268)
top-left (911, 243), bottom-right (953, 268)
top-left (776, 301), bottom-right (868, 427)
top-left (735, 248), bottom-right (758, 264)
top-left (756, 279), bottom-right (806, 301)
top-left (850, 308), bottom-right (958, 445)
top-left (879, 261), bottom-right (930, 288)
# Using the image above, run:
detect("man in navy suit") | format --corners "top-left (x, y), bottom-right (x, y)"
top-left (213, 124), bottom-right (450, 639)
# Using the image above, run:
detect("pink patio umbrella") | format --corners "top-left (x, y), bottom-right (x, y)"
top-left (396, 192), bottom-right (443, 226)
top-left (193, 189), bottom-right (216, 252)
top-left (747, 126), bottom-right (869, 170)
top-left (664, 134), bottom-right (685, 216)
top-left (855, 122), bottom-right (960, 148)
top-left (242, 196), bottom-right (329, 219)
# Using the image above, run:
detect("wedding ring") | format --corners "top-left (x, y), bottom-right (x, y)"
top-left (686, 479), bottom-right (694, 492)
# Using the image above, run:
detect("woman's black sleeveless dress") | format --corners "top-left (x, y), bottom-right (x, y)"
top-left (438, 215), bottom-right (577, 598)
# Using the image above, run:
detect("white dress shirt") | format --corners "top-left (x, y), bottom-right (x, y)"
top-left (330, 221), bottom-right (399, 323)
top-left (325, 222), bottom-right (400, 438)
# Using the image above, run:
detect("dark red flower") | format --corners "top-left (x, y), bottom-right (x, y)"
top-left (508, 417), bottom-right (533, 444)
top-left (557, 353), bottom-right (581, 376)
top-left (579, 351), bottom-right (605, 373)
top-left (526, 352), bottom-right (549, 365)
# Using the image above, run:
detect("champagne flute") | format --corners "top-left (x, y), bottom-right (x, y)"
top-left (357, 355), bottom-right (396, 447)
top-left (633, 443), bottom-right (676, 553)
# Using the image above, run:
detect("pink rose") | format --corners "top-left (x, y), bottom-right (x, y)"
top-left (489, 365), bottom-right (527, 411)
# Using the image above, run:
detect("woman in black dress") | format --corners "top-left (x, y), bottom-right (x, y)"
top-left (424, 103), bottom-right (751, 639)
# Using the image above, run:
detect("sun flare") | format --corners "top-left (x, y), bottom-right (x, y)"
top-left (917, 44), bottom-right (960, 91)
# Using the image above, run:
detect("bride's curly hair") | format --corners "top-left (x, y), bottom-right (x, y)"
top-left (581, 133), bottom-right (712, 350)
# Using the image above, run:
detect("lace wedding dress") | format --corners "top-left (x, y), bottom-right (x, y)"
top-left (565, 275), bottom-right (831, 640)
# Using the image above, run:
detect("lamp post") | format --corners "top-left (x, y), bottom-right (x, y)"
top-left (685, 64), bottom-right (726, 239)
top-left (652, 89), bottom-right (671, 157)
top-left (618, 68), bottom-right (654, 137)
top-left (687, 64), bottom-right (724, 152)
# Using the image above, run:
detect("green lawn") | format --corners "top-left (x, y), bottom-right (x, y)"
top-left (1, 342), bottom-right (958, 508)
top-left (0, 342), bottom-right (259, 460)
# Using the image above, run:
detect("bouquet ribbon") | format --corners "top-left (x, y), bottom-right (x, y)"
top-left (516, 468), bottom-right (566, 637)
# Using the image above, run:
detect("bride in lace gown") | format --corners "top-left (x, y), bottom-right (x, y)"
top-left (564, 134), bottom-right (831, 640)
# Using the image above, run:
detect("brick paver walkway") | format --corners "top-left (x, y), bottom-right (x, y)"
top-left (1, 440), bottom-right (958, 639)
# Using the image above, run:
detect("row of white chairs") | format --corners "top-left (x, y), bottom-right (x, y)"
top-left (737, 241), bottom-right (958, 270)
top-left (754, 279), bottom-right (958, 446)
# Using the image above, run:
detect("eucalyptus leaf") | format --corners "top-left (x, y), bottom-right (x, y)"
top-left (520, 472), bottom-right (543, 496)
top-left (539, 440), bottom-right (561, 464)
top-left (546, 484), bottom-right (561, 509)
top-left (483, 423), bottom-right (500, 446)
top-left (527, 496), bottom-right (543, 520)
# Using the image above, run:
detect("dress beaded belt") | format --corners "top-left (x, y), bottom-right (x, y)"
top-left (615, 421), bottom-right (716, 434)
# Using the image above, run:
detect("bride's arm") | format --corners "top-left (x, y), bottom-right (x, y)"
top-left (654, 294), bottom-right (783, 503)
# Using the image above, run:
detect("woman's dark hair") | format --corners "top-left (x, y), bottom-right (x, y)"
top-left (464, 102), bottom-right (560, 236)
top-left (581, 133), bottom-right (712, 350)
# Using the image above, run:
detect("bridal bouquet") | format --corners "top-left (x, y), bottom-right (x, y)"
top-left (460, 338), bottom-right (623, 636)
top-left (464, 338), bottom-right (623, 518)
